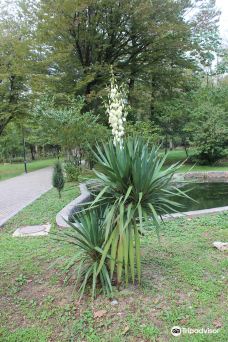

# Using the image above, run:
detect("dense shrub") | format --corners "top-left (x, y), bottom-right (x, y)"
top-left (191, 111), bottom-right (227, 165)
top-left (64, 161), bottom-right (81, 182)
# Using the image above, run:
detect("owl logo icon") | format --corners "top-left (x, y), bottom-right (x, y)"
top-left (171, 326), bottom-right (181, 336)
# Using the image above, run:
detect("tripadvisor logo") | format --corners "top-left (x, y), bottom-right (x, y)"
top-left (171, 326), bottom-right (219, 336)
top-left (171, 326), bottom-right (181, 336)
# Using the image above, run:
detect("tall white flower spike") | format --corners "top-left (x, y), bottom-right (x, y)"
top-left (106, 67), bottom-right (127, 147)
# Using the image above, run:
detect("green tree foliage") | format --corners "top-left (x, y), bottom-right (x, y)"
top-left (152, 80), bottom-right (228, 160)
top-left (34, 95), bottom-right (109, 163)
top-left (192, 109), bottom-right (227, 164)
top-left (34, 95), bottom-right (95, 150)
top-left (125, 121), bottom-right (161, 144)
top-left (217, 49), bottom-right (228, 76)
top-left (18, 0), bottom-right (221, 119)
top-left (64, 161), bottom-right (81, 182)
top-left (0, 0), bottom-right (226, 166)
top-left (52, 161), bottom-right (65, 198)
top-left (188, 87), bottom-right (228, 164)
top-left (0, 11), bottom-right (31, 135)
top-left (0, 123), bottom-right (23, 162)
top-left (191, 0), bottom-right (221, 82)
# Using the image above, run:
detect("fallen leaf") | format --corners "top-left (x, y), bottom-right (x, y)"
top-left (180, 319), bottom-right (189, 325)
top-left (213, 320), bottom-right (222, 329)
top-left (122, 326), bottom-right (130, 335)
top-left (94, 310), bottom-right (107, 318)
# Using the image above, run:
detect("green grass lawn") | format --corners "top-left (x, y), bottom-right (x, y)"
top-left (0, 181), bottom-right (227, 341)
top-left (0, 159), bottom-right (57, 181)
top-left (0, 150), bottom-right (227, 183)
top-left (164, 149), bottom-right (228, 172)
top-left (164, 148), bottom-right (193, 163)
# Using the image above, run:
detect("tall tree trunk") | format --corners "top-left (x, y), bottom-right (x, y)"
top-left (128, 77), bottom-right (135, 107)
top-left (182, 138), bottom-right (189, 158)
top-left (169, 139), bottom-right (173, 150)
top-left (184, 145), bottom-right (189, 158)
top-left (30, 145), bottom-right (36, 160)
top-left (165, 135), bottom-right (168, 154)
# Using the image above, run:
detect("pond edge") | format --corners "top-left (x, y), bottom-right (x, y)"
top-left (56, 171), bottom-right (228, 228)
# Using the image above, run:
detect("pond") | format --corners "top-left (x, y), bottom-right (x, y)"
top-left (173, 182), bottom-right (228, 212)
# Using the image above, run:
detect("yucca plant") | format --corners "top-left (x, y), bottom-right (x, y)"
top-left (89, 137), bottom-right (190, 287)
top-left (53, 71), bottom-right (191, 298)
top-left (54, 205), bottom-right (113, 299)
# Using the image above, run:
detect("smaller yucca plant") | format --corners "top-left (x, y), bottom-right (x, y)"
top-left (54, 206), bottom-right (113, 299)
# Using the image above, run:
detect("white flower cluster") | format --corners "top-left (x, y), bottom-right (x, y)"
top-left (106, 71), bottom-right (127, 146)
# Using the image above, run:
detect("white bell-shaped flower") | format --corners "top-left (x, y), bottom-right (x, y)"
top-left (106, 68), bottom-right (128, 147)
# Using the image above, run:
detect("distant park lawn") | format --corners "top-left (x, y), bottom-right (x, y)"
top-left (164, 149), bottom-right (228, 172)
top-left (0, 159), bottom-right (56, 181)
top-left (0, 149), bottom-right (227, 182)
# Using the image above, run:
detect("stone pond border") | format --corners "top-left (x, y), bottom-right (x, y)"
top-left (56, 171), bottom-right (228, 228)
top-left (174, 170), bottom-right (228, 182)
top-left (56, 183), bottom-right (91, 228)
top-left (162, 206), bottom-right (228, 221)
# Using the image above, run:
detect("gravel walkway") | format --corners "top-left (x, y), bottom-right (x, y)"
top-left (0, 167), bottom-right (53, 227)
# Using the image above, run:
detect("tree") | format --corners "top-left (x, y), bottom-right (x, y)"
top-left (34, 95), bottom-right (109, 164)
top-left (188, 86), bottom-right (228, 164)
top-left (0, 0), bottom-right (224, 158)
top-left (190, 0), bottom-right (221, 84)
top-left (17, 0), bottom-right (219, 120)
top-left (125, 120), bottom-right (161, 145)
top-left (192, 107), bottom-right (227, 164)
top-left (52, 161), bottom-right (65, 198)
top-left (0, 11), bottom-right (31, 135)
top-left (0, 123), bottom-right (24, 162)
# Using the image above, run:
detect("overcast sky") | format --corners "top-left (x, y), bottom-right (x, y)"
top-left (216, 0), bottom-right (228, 43)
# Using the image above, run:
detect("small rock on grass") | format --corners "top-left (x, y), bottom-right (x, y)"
top-left (94, 310), bottom-right (107, 318)
top-left (12, 223), bottom-right (51, 237)
top-left (213, 241), bottom-right (228, 251)
top-left (111, 299), bottom-right (118, 305)
top-left (122, 326), bottom-right (130, 335)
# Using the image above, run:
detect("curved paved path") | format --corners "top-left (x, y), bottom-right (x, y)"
top-left (0, 167), bottom-right (53, 227)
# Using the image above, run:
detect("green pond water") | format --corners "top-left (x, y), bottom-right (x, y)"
top-left (173, 182), bottom-right (228, 212)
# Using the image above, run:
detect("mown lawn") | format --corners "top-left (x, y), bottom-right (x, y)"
top-left (0, 159), bottom-right (56, 181)
top-left (0, 150), bottom-right (227, 182)
top-left (164, 149), bottom-right (228, 172)
top-left (0, 181), bottom-right (227, 341)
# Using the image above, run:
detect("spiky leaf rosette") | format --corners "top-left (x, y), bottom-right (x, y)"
top-left (53, 205), bottom-right (113, 299)
top-left (91, 137), bottom-right (190, 286)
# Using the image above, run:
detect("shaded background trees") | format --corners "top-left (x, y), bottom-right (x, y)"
top-left (0, 0), bottom-right (227, 164)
